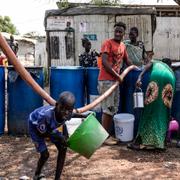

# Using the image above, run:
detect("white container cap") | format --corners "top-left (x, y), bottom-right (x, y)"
top-left (66, 118), bottom-right (82, 125)
top-left (113, 113), bottom-right (135, 123)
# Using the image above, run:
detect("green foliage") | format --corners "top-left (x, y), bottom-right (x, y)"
top-left (90, 0), bottom-right (121, 6)
top-left (56, 0), bottom-right (121, 8)
top-left (0, 15), bottom-right (18, 34)
top-left (56, 0), bottom-right (70, 9)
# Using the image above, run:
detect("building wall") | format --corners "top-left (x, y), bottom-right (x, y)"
top-left (46, 16), bottom-right (75, 66)
top-left (17, 41), bottom-right (35, 66)
top-left (35, 38), bottom-right (47, 68)
top-left (46, 14), bottom-right (153, 66)
top-left (153, 17), bottom-right (180, 60)
top-left (116, 15), bottom-right (153, 51)
top-left (74, 15), bottom-right (110, 63)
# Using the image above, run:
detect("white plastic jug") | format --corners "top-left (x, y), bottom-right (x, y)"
top-left (133, 88), bottom-right (144, 108)
top-left (66, 118), bottom-right (82, 136)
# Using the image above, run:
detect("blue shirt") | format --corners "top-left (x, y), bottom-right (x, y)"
top-left (29, 105), bottom-right (66, 152)
top-left (29, 105), bottom-right (64, 135)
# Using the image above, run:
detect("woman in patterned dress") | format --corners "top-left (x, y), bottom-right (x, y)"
top-left (124, 27), bottom-right (147, 67)
top-left (79, 38), bottom-right (99, 67)
top-left (128, 58), bottom-right (175, 150)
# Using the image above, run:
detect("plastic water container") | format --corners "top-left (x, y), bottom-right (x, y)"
top-left (66, 118), bottom-right (82, 136)
top-left (86, 67), bottom-right (102, 121)
top-left (172, 67), bottom-right (180, 123)
top-left (7, 66), bottom-right (44, 135)
top-left (66, 111), bottom-right (94, 136)
top-left (0, 66), bottom-right (5, 135)
top-left (67, 113), bottom-right (108, 159)
top-left (50, 66), bottom-right (85, 108)
top-left (113, 113), bottom-right (135, 142)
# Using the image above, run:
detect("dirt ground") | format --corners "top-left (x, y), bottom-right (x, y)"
top-left (1, 134), bottom-right (180, 180)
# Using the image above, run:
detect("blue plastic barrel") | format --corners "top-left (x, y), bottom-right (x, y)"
top-left (50, 66), bottom-right (85, 108)
top-left (7, 67), bottom-right (44, 135)
top-left (86, 67), bottom-right (101, 121)
top-left (0, 66), bottom-right (5, 135)
top-left (119, 69), bottom-right (150, 137)
top-left (86, 67), bottom-right (99, 103)
top-left (172, 67), bottom-right (180, 123)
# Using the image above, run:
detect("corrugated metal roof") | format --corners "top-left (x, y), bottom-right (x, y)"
top-left (1, 32), bottom-right (36, 44)
top-left (45, 6), bottom-right (156, 18)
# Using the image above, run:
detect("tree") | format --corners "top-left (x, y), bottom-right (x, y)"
top-left (56, 0), bottom-right (69, 9)
top-left (0, 16), bottom-right (18, 34)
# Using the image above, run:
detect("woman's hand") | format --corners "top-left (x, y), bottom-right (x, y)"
top-left (118, 75), bottom-right (123, 84)
top-left (132, 65), bottom-right (141, 71)
top-left (136, 78), bottom-right (142, 88)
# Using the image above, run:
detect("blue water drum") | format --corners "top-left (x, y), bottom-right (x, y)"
top-left (172, 67), bottom-right (180, 123)
top-left (119, 69), bottom-right (150, 137)
top-left (50, 66), bottom-right (85, 108)
top-left (0, 66), bottom-right (5, 135)
top-left (86, 67), bottom-right (102, 121)
top-left (7, 67), bottom-right (44, 135)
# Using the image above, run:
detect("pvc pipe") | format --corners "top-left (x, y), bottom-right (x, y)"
top-left (0, 32), bottom-right (136, 113)
top-left (0, 33), bottom-right (56, 106)
top-left (76, 65), bottom-right (136, 113)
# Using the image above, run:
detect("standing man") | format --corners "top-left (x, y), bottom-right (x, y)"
top-left (98, 22), bottom-right (133, 145)
top-left (65, 21), bottom-right (74, 59)
top-left (9, 35), bottom-right (19, 56)
top-left (8, 35), bottom-right (19, 65)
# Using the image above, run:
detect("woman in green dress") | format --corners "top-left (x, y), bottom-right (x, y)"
top-left (128, 58), bottom-right (175, 150)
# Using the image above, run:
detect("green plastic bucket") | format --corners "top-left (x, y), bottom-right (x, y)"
top-left (67, 113), bottom-right (109, 159)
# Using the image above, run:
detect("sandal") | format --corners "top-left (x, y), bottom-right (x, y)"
top-left (127, 143), bottom-right (152, 150)
top-left (127, 143), bottom-right (141, 150)
top-left (33, 174), bottom-right (46, 180)
top-left (103, 136), bottom-right (119, 146)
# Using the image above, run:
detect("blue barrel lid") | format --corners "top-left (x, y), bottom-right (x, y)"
top-left (50, 66), bottom-right (83, 70)
top-left (8, 66), bottom-right (43, 70)
top-left (86, 67), bottom-right (99, 70)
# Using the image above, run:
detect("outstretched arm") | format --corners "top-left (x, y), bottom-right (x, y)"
top-left (72, 110), bottom-right (95, 118)
top-left (72, 112), bottom-right (87, 118)
top-left (136, 62), bottom-right (152, 88)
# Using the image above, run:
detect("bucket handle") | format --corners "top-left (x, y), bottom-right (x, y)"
top-left (134, 87), bottom-right (142, 93)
